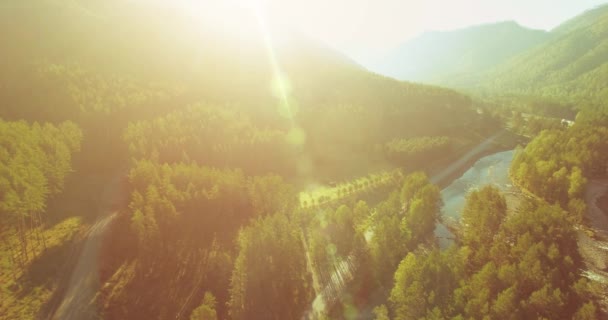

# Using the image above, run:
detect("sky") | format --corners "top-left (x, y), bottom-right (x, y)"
top-left (256, 0), bottom-right (608, 61)
top-left (164, 0), bottom-right (607, 62)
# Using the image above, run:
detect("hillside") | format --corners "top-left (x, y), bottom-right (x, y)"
top-left (0, 0), bottom-right (491, 180)
top-left (0, 2), bottom-right (501, 319)
top-left (477, 4), bottom-right (608, 107)
top-left (552, 3), bottom-right (608, 35)
top-left (370, 21), bottom-right (549, 83)
top-left (1, 1), bottom-right (606, 319)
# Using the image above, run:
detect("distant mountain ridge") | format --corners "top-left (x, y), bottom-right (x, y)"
top-left (370, 21), bottom-right (550, 83)
top-left (476, 4), bottom-right (608, 106)
top-left (552, 3), bottom-right (608, 35)
top-left (371, 3), bottom-right (608, 108)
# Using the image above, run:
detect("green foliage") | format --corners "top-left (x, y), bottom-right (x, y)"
top-left (300, 170), bottom-right (403, 208)
top-left (124, 104), bottom-right (292, 175)
top-left (461, 186), bottom-right (507, 265)
top-left (0, 217), bottom-right (82, 320)
top-left (0, 118), bottom-right (82, 270)
top-left (0, 0), bottom-right (487, 185)
top-left (101, 160), bottom-right (298, 319)
top-left (573, 302), bottom-right (599, 320)
top-left (401, 184), bottom-right (441, 246)
top-left (7, 2), bottom-right (603, 319)
top-left (389, 250), bottom-right (460, 320)
top-left (367, 172), bottom-right (441, 285)
top-left (0, 120), bottom-right (82, 219)
top-left (514, 114), bottom-right (567, 136)
top-left (127, 161), bottom-right (297, 251)
top-left (247, 175), bottom-right (297, 216)
top-left (190, 292), bottom-right (218, 320)
top-left (478, 5), bottom-right (608, 107)
top-left (375, 21), bottom-right (549, 84)
top-left (229, 213), bottom-right (313, 320)
top-left (510, 124), bottom-right (607, 215)
top-left (372, 305), bottom-right (389, 320)
top-left (384, 136), bottom-right (453, 165)
top-left (367, 194), bottom-right (407, 284)
top-left (387, 191), bottom-right (597, 320)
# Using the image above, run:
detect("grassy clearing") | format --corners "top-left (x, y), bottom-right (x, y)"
top-left (0, 217), bottom-right (83, 320)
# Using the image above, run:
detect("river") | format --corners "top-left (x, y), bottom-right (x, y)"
top-left (436, 149), bottom-right (516, 247)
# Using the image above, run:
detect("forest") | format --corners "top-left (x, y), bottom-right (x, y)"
top-left (1, 1), bottom-right (608, 319)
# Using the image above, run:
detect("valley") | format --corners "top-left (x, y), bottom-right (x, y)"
top-left (1, 1), bottom-right (608, 320)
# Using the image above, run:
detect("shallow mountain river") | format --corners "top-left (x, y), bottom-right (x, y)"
top-left (436, 149), bottom-right (516, 247)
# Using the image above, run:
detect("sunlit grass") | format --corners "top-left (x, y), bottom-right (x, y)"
top-left (0, 217), bottom-right (83, 320)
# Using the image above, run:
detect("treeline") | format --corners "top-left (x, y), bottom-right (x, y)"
top-left (97, 87), bottom-right (499, 320)
top-left (479, 5), bottom-right (608, 108)
top-left (486, 95), bottom-right (577, 120)
top-left (300, 170), bottom-right (404, 208)
top-left (382, 186), bottom-right (597, 319)
top-left (36, 63), bottom-right (177, 115)
top-left (383, 136), bottom-right (453, 166)
top-left (227, 171), bottom-right (441, 319)
top-left (511, 122), bottom-right (608, 221)
top-left (0, 62), bottom-right (181, 174)
top-left (0, 62), bottom-right (178, 123)
top-left (100, 160), bottom-right (297, 319)
top-left (100, 170), bottom-right (442, 319)
top-left (0, 119), bottom-right (82, 269)
top-left (223, 172), bottom-right (599, 319)
top-left (0, 2), bottom-right (511, 319)
top-left (575, 104), bottom-right (608, 127)
top-left (510, 112), bottom-right (567, 137)
top-left (99, 117), bottom-right (605, 320)
top-left (127, 160), bottom-right (296, 248)
top-left (0, 0), bottom-right (499, 183)
top-left (364, 108), bottom-right (608, 319)
top-left (123, 104), bottom-right (294, 176)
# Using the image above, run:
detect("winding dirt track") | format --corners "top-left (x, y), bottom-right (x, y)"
top-left (50, 174), bottom-right (124, 320)
top-left (51, 213), bottom-right (116, 320)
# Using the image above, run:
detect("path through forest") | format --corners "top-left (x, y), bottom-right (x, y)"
top-left (50, 173), bottom-right (124, 320)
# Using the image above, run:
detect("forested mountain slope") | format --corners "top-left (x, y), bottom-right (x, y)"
top-left (0, 0), bottom-right (492, 180)
top-left (370, 21), bottom-right (549, 83)
top-left (478, 4), bottom-right (608, 107)
top-left (552, 3), bottom-right (608, 35)
top-left (0, 1), bottom-right (502, 319)
top-left (1, 1), bottom-right (604, 319)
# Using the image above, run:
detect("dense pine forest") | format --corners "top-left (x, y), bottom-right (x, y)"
top-left (1, 1), bottom-right (608, 320)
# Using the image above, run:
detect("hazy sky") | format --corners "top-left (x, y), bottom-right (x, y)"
top-left (259, 0), bottom-right (607, 60)
top-left (169, 0), bottom-right (606, 61)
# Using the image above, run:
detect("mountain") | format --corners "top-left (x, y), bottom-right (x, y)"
top-left (0, 0), bottom-right (486, 179)
top-left (552, 3), bottom-right (608, 35)
top-left (1, 4), bottom-right (499, 319)
top-left (477, 4), bottom-right (608, 107)
top-left (370, 21), bottom-right (549, 83)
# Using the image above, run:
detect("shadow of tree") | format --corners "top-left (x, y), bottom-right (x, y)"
top-left (12, 234), bottom-right (84, 319)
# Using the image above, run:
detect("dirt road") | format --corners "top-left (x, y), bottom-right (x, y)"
top-left (51, 213), bottom-right (116, 320)
top-left (50, 173), bottom-right (124, 320)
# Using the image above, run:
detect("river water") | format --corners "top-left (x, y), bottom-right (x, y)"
top-left (436, 150), bottom-right (516, 246)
